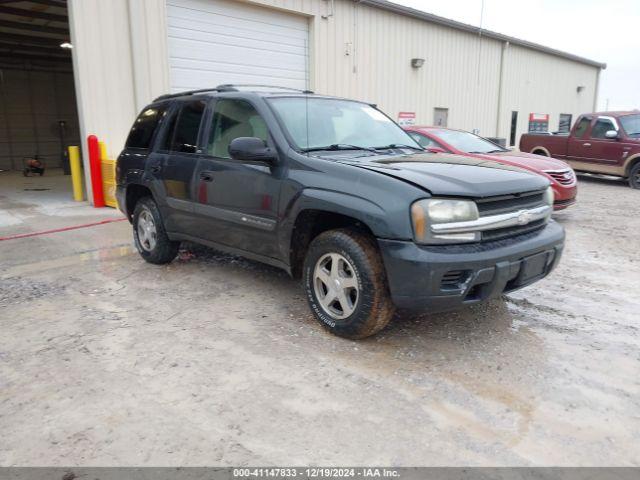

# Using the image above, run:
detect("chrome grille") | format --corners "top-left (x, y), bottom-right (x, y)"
top-left (481, 219), bottom-right (546, 242)
top-left (426, 189), bottom-right (551, 244)
top-left (545, 169), bottom-right (575, 185)
top-left (476, 191), bottom-right (544, 216)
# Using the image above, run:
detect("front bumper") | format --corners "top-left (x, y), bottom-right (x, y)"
top-left (378, 220), bottom-right (565, 310)
top-left (552, 183), bottom-right (577, 210)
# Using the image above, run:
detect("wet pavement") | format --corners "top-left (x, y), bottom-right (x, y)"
top-left (0, 171), bottom-right (639, 466)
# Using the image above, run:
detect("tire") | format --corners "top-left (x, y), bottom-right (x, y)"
top-left (628, 162), bottom-right (640, 189)
top-left (303, 228), bottom-right (395, 339)
top-left (132, 197), bottom-right (179, 265)
top-left (533, 149), bottom-right (548, 157)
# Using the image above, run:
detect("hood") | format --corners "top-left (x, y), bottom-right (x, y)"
top-left (482, 150), bottom-right (572, 171)
top-left (338, 152), bottom-right (550, 197)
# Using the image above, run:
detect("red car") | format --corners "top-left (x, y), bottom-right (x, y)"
top-left (405, 126), bottom-right (577, 210)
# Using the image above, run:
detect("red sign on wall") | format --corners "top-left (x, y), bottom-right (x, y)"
top-left (529, 113), bottom-right (549, 122)
top-left (528, 113), bottom-right (549, 133)
top-left (397, 111), bottom-right (416, 126)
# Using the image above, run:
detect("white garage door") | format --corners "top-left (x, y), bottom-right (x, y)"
top-left (166, 0), bottom-right (309, 92)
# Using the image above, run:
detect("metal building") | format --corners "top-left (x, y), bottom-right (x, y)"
top-left (1, 0), bottom-right (605, 194)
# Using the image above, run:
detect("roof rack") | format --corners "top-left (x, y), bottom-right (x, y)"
top-left (154, 84), bottom-right (314, 101)
top-left (153, 87), bottom-right (225, 102)
top-left (215, 84), bottom-right (314, 94)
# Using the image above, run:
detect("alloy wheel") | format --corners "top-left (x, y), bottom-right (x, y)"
top-left (137, 208), bottom-right (157, 252)
top-left (313, 252), bottom-right (359, 320)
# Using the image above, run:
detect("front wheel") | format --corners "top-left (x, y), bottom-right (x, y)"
top-left (303, 228), bottom-right (395, 339)
top-left (132, 197), bottom-right (179, 264)
top-left (629, 162), bottom-right (640, 189)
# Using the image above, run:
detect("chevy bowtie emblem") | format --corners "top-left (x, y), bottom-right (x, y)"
top-left (517, 210), bottom-right (532, 225)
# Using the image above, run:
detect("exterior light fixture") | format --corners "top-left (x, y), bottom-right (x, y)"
top-left (576, 85), bottom-right (585, 93)
top-left (411, 58), bottom-right (425, 68)
top-left (60, 42), bottom-right (73, 49)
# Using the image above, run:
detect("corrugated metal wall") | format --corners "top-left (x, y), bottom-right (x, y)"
top-left (68, 0), bottom-right (600, 193)
top-left (499, 44), bottom-right (599, 142)
top-left (248, 0), bottom-right (598, 141)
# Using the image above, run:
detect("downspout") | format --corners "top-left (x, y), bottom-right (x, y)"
top-left (495, 41), bottom-right (509, 137)
top-left (593, 67), bottom-right (601, 111)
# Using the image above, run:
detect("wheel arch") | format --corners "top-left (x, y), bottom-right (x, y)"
top-left (124, 183), bottom-right (154, 221)
top-left (283, 189), bottom-right (399, 279)
top-left (624, 153), bottom-right (640, 177)
top-left (531, 146), bottom-right (551, 157)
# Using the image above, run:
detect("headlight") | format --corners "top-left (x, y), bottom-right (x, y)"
top-left (411, 198), bottom-right (480, 244)
top-left (543, 186), bottom-right (554, 206)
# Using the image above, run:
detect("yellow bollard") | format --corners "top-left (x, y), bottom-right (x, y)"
top-left (68, 146), bottom-right (84, 202)
top-left (98, 141), bottom-right (118, 208)
top-left (98, 141), bottom-right (107, 161)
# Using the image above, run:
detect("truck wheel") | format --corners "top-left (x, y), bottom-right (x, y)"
top-left (132, 197), bottom-right (179, 264)
top-left (629, 163), bottom-right (640, 189)
top-left (303, 228), bottom-right (395, 339)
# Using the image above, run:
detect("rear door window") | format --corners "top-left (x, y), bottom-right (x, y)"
top-left (573, 117), bottom-right (591, 138)
top-left (170, 100), bottom-right (207, 154)
top-left (125, 105), bottom-right (166, 149)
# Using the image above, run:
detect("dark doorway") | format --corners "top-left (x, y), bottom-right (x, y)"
top-left (509, 111), bottom-right (518, 146)
top-left (0, 0), bottom-right (79, 176)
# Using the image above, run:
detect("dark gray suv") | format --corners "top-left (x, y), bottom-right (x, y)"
top-left (116, 85), bottom-right (564, 339)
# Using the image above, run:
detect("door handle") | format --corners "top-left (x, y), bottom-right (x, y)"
top-left (150, 165), bottom-right (162, 173)
top-left (583, 143), bottom-right (591, 147)
top-left (200, 172), bottom-right (214, 182)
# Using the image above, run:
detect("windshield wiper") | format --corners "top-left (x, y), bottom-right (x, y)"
top-left (372, 144), bottom-right (424, 151)
top-left (486, 149), bottom-right (507, 153)
top-left (301, 144), bottom-right (377, 153)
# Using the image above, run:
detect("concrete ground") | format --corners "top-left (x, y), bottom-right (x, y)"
top-left (0, 169), bottom-right (639, 466)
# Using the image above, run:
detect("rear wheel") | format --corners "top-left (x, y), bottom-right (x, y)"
top-left (303, 228), bottom-right (395, 339)
top-left (533, 149), bottom-right (548, 157)
top-left (132, 197), bottom-right (179, 264)
top-left (629, 162), bottom-right (640, 189)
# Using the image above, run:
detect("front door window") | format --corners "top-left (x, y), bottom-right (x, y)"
top-left (208, 99), bottom-right (269, 158)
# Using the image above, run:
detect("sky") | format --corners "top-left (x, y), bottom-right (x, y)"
top-left (394, 0), bottom-right (640, 111)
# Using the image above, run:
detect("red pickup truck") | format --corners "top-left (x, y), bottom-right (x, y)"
top-left (519, 111), bottom-right (640, 189)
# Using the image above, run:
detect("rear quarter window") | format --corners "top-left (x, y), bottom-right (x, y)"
top-left (125, 105), bottom-right (167, 149)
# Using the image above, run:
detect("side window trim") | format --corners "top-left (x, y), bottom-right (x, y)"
top-left (152, 102), bottom-right (179, 153)
top-left (198, 98), bottom-right (218, 153)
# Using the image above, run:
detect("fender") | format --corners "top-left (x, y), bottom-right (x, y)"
top-left (119, 169), bottom-right (163, 218)
top-left (277, 187), bottom-right (413, 263)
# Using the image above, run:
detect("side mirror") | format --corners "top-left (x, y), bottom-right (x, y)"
top-left (605, 130), bottom-right (619, 139)
top-left (426, 147), bottom-right (446, 154)
top-left (228, 137), bottom-right (277, 163)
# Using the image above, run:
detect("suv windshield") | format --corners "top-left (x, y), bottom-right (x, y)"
top-left (620, 114), bottom-right (640, 137)
top-left (431, 129), bottom-right (508, 154)
top-left (267, 97), bottom-right (420, 151)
